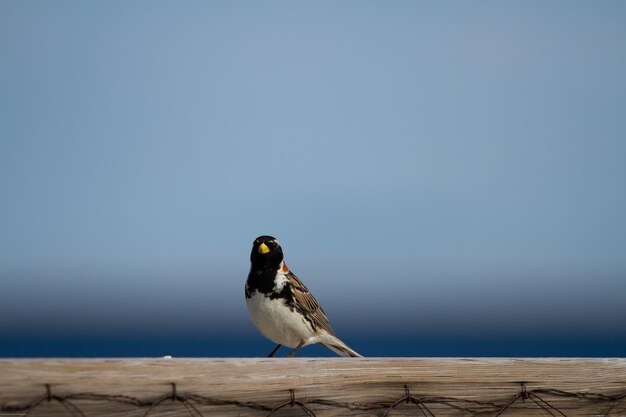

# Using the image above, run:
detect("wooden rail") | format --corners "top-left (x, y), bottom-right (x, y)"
top-left (1, 358), bottom-right (625, 416)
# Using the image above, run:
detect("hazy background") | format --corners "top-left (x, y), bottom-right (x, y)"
top-left (1, 1), bottom-right (625, 357)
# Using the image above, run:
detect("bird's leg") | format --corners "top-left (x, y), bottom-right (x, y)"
top-left (286, 341), bottom-right (305, 357)
top-left (267, 344), bottom-right (282, 357)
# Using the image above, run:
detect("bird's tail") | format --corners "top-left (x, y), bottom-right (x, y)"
top-left (322, 335), bottom-right (363, 358)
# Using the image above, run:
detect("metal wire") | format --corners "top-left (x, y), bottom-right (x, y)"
top-left (2, 382), bottom-right (625, 416)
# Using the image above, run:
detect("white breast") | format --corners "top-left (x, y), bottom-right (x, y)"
top-left (272, 268), bottom-right (289, 292)
top-left (246, 291), bottom-right (315, 348)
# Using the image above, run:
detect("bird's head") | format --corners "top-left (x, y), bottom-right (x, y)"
top-left (250, 235), bottom-right (284, 269)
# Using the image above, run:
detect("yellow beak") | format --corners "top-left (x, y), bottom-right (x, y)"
top-left (258, 242), bottom-right (270, 254)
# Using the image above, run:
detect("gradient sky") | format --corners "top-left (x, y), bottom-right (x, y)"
top-left (1, 1), bottom-right (625, 345)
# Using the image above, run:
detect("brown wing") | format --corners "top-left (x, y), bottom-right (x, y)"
top-left (287, 272), bottom-right (336, 335)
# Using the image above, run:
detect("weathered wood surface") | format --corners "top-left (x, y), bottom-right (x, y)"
top-left (1, 358), bottom-right (625, 416)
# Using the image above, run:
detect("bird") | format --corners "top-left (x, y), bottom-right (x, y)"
top-left (245, 235), bottom-right (362, 357)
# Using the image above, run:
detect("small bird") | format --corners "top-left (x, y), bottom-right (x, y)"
top-left (245, 235), bottom-right (362, 357)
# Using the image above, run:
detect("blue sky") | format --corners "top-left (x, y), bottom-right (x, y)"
top-left (1, 1), bottom-right (625, 351)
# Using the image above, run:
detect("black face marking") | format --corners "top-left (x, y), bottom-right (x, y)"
top-left (246, 235), bottom-right (285, 295)
top-left (250, 235), bottom-right (283, 266)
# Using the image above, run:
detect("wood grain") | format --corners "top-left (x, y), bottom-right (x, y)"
top-left (1, 358), bottom-right (625, 416)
